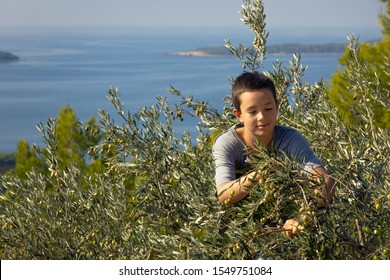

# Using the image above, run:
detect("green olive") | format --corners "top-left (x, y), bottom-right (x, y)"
top-left (233, 244), bottom-right (241, 254)
top-left (363, 226), bottom-right (371, 234)
top-left (383, 249), bottom-right (389, 257)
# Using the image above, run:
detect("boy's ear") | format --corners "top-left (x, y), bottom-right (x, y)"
top-left (233, 108), bottom-right (242, 121)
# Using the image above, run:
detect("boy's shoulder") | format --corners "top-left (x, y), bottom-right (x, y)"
top-left (274, 125), bottom-right (301, 139)
top-left (213, 124), bottom-right (244, 148)
top-left (275, 124), bottom-right (297, 133)
top-left (272, 125), bottom-right (311, 151)
top-left (214, 126), bottom-right (234, 140)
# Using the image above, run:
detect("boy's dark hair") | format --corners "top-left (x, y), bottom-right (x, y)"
top-left (232, 71), bottom-right (277, 112)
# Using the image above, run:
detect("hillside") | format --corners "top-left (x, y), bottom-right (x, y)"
top-left (170, 42), bottom-right (347, 57)
top-left (0, 51), bottom-right (19, 62)
top-left (0, 153), bottom-right (15, 174)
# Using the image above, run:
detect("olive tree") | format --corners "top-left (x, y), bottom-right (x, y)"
top-left (1, 0), bottom-right (389, 260)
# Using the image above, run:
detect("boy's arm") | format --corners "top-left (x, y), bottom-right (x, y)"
top-left (310, 166), bottom-right (335, 206)
top-left (216, 170), bottom-right (261, 205)
top-left (284, 167), bottom-right (335, 237)
top-left (217, 166), bottom-right (335, 205)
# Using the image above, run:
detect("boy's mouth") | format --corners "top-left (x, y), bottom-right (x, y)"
top-left (256, 123), bottom-right (269, 129)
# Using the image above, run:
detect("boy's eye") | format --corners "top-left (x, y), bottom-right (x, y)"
top-left (265, 108), bottom-right (273, 111)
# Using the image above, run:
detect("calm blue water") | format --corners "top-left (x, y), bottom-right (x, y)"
top-left (0, 26), bottom-right (344, 153)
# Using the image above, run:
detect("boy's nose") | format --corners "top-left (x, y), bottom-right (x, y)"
top-left (256, 111), bottom-right (264, 121)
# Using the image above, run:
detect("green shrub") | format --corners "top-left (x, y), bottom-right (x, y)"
top-left (1, 0), bottom-right (389, 259)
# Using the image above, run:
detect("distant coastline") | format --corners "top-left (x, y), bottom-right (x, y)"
top-left (169, 43), bottom-right (348, 57)
top-left (0, 51), bottom-right (19, 62)
top-left (0, 153), bottom-right (15, 174)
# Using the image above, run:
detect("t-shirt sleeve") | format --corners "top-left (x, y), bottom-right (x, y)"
top-left (280, 129), bottom-right (324, 172)
top-left (278, 128), bottom-right (324, 172)
top-left (212, 135), bottom-right (238, 188)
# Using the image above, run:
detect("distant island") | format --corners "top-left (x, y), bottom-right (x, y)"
top-left (0, 51), bottom-right (19, 62)
top-left (169, 43), bottom-right (347, 57)
top-left (0, 153), bottom-right (15, 175)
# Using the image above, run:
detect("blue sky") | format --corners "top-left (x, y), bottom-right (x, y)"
top-left (0, 0), bottom-right (385, 29)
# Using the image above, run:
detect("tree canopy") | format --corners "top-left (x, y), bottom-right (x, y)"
top-left (327, 1), bottom-right (390, 128)
top-left (0, 0), bottom-right (389, 260)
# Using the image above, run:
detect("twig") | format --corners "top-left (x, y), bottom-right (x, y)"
top-left (253, 227), bottom-right (292, 238)
top-left (355, 219), bottom-right (365, 247)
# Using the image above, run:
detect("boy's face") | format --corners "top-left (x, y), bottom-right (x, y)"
top-left (234, 89), bottom-right (278, 146)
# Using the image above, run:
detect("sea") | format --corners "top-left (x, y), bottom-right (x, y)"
top-left (0, 26), bottom-right (382, 153)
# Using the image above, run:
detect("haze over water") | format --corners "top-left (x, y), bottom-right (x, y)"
top-left (0, 26), bottom-right (383, 153)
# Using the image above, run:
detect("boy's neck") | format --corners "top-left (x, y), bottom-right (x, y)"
top-left (236, 125), bottom-right (274, 150)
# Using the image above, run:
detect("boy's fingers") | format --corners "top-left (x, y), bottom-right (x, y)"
top-left (284, 219), bottom-right (299, 237)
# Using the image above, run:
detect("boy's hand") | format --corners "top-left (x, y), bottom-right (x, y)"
top-left (284, 219), bottom-right (299, 237)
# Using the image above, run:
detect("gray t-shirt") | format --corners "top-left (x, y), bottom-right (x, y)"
top-left (212, 124), bottom-right (323, 187)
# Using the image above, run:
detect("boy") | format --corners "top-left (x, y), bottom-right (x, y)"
top-left (212, 71), bottom-right (335, 236)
